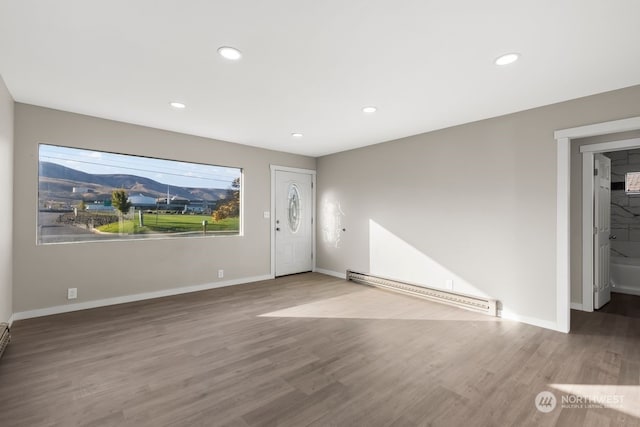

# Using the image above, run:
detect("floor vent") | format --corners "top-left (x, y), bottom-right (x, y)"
top-left (346, 270), bottom-right (498, 316)
top-left (0, 323), bottom-right (9, 360)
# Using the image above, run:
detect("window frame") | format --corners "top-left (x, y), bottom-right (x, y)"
top-left (37, 143), bottom-right (243, 245)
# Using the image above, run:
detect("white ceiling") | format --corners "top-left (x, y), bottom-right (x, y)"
top-left (1, 1), bottom-right (640, 157)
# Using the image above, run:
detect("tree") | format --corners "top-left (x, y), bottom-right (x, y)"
top-left (78, 199), bottom-right (86, 211)
top-left (212, 178), bottom-right (239, 222)
top-left (111, 189), bottom-right (131, 216)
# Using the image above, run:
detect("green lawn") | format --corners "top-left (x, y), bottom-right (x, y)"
top-left (96, 214), bottom-right (239, 234)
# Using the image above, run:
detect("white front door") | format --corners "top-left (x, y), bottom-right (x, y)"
top-left (275, 170), bottom-right (313, 276)
top-left (594, 153), bottom-right (611, 309)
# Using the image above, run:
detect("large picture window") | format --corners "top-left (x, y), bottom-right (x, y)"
top-left (38, 144), bottom-right (241, 244)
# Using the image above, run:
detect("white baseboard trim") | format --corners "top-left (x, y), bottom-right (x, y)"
top-left (612, 287), bottom-right (640, 297)
top-left (498, 309), bottom-right (561, 332)
top-left (11, 271), bottom-right (567, 334)
top-left (7, 313), bottom-right (14, 327)
top-left (570, 302), bottom-right (584, 311)
top-left (12, 274), bottom-right (273, 321)
top-left (315, 270), bottom-right (564, 332)
top-left (314, 268), bottom-right (346, 279)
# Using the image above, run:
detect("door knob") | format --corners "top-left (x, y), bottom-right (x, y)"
top-left (276, 227), bottom-right (280, 231)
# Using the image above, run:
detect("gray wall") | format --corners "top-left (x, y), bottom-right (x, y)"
top-left (0, 75), bottom-right (13, 323)
top-left (13, 104), bottom-right (315, 312)
top-left (317, 84), bottom-right (640, 327)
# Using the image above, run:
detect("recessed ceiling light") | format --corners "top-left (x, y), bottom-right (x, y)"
top-left (362, 106), bottom-right (377, 113)
top-left (495, 53), bottom-right (520, 66)
top-left (291, 132), bottom-right (303, 138)
top-left (170, 101), bottom-right (186, 109)
top-left (218, 46), bottom-right (242, 61)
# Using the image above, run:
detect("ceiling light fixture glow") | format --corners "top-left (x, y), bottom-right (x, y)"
top-left (291, 132), bottom-right (303, 138)
top-left (170, 101), bottom-right (186, 109)
top-left (362, 106), bottom-right (377, 113)
top-left (218, 46), bottom-right (242, 60)
top-left (495, 53), bottom-right (520, 66)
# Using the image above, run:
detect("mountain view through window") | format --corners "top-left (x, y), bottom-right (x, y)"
top-left (38, 144), bottom-right (242, 244)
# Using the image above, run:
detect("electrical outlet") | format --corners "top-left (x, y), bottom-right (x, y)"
top-left (445, 279), bottom-right (454, 290)
top-left (263, 211), bottom-right (270, 219)
top-left (67, 288), bottom-right (78, 300)
top-left (218, 269), bottom-right (224, 279)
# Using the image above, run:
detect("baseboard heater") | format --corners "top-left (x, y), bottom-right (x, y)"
top-left (0, 323), bottom-right (9, 360)
top-left (346, 270), bottom-right (498, 316)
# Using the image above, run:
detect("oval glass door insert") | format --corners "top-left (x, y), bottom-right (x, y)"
top-left (288, 184), bottom-right (301, 233)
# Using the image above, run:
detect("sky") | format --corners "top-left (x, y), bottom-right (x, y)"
top-left (39, 144), bottom-right (240, 189)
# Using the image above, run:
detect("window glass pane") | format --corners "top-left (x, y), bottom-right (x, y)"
top-left (38, 144), bottom-right (241, 244)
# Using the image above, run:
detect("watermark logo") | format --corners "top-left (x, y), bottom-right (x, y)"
top-left (560, 393), bottom-right (624, 409)
top-left (535, 391), bottom-right (557, 413)
top-left (535, 389), bottom-right (626, 413)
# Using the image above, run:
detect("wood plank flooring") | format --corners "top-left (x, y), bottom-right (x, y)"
top-left (0, 273), bottom-right (639, 426)
top-left (599, 292), bottom-right (640, 318)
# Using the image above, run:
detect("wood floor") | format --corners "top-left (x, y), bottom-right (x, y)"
top-left (599, 292), bottom-right (640, 318)
top-left (1, 273), bottom-right (639, 426)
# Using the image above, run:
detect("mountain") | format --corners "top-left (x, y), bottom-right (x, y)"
top-left (38, 162), bottom-right (230, 202)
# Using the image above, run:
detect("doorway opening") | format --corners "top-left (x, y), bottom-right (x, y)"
top-left (580, 139), bottom-right (640, 314)
top-left (555, 117), bottom-right (640, 333)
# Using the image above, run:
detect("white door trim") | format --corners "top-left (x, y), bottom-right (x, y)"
top-left (555, 117), bottom-right (640, 333)
top-left (556, 136), bottom-right (571, 333)
top-left (580, 138), bottom-right (640, 312)
top-left (270, 165), bottom-right (317, 278)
